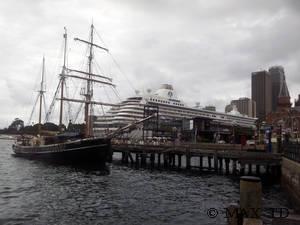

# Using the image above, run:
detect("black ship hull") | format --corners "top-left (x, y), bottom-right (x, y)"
top-left (12, 137), bottom-right (112, 165)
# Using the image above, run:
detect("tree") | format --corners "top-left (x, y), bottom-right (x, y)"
top-left (8, 118), bottom-right (24, 133)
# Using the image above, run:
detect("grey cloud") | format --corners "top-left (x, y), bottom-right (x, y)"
top-left (0, 0), bottom-right (300, 127)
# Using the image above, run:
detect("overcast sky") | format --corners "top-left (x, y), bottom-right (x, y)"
top-left (1, 0), bottom-right (300, 128)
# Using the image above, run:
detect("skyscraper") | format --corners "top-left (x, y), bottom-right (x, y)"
top-left (269, 66), bottom-right (289, 112)
top-left (251, 70), bottom-right (272, 120)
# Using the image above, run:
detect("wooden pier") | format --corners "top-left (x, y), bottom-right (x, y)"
top-left (112, 143), bottom-right (282, 176)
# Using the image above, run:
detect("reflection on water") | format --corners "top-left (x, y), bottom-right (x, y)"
top-left (0, 140), bottom-right (290, 225)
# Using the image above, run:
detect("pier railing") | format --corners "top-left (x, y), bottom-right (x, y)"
top-left (283, 143), bottom-right (300, 163)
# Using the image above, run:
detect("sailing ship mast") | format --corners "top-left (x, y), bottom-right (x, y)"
top-left (56, 24), bottom-right (116, 138)
top-left (38, 57), bottom-right (46, 134)
top-left (59, 27), bottom-right (68, 130)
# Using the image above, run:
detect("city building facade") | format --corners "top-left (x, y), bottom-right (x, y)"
top-left (269, 66), bottom-right (290, 112)
top-left (251, 70), bottom-right (272, 121)
top-left (225, 98), bottom-right (256, 118)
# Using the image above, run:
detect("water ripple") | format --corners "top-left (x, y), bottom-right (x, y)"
top-left (0, 140), bottom-right (290, 225)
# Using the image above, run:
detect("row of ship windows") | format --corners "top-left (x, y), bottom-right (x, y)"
top-left (159, 108), bottom-right (252, 124)
top-left (158, 106), bottom-right (220, 119)
top-left (149, 98), bottom-right (184, 106)
top-left (159, 106), bottom-right (253, 122)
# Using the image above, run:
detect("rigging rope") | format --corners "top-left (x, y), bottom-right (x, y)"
top-left (45, 79), bottom-right (61, 122)
top-left (27, 95), bottom-right (39, 126)
top-left (94, 27), bottom-right (136, 92)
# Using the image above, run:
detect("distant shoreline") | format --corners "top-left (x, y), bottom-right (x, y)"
top-left (0, 134), bottom-right (17, 140)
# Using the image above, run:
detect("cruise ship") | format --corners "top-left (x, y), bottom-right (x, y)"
top-left (93, 84), bottom-right (257, 137)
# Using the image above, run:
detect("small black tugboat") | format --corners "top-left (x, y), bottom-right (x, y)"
top-left (13, 25), bottom-right (115, 165)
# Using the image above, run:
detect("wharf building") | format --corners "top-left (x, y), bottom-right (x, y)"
top-left (93, 84), bottom-right (257, 141)
top-left (225, 97), bottom-right (256, 118)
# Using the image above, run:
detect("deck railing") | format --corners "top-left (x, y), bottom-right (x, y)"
top-left (283, 142), bottom-right (300, 163)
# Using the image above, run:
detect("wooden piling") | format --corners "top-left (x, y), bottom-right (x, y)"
top-left (172, 154), bottom-right (176, 168)
top-left (157, 153), bottom-right (161, 168)
top-left (135, 153), bottom-right (139, 169)
top-left (240, 163), bottom-right (245, 176)
top-left (141, 153), bottom-right (147, 167)
top-left (208, 156), bottom-right (212, 170)
top-left (128, 152), bottom-right (134, 165)
top-left (124, 152), bottom-right (129, 164)
top-left (232, 159), bottom-right (237, 175)
top-left (186, 150), bottom-right (191, 170)
top-left (225, 158), bottom-right (230, 175)
top-left (163, 153), bottom-right (168, 168)
top-left (248, 164), bottom-right (252, 175)
top-left (178, 154), bottom-right (182, 169)
top-left (199, 156), bottom-right (203, 171)
top-left (219, 158), bottom-right (223, 173)
top-left (255, 165), bottom-right (260, 175)
top-left (150, 153), bottom-right (155, 169)
top-left (214, 152), bottom-right (218, 172)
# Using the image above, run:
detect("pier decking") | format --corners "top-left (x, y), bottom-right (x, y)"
top-left (112, 143), bottom-right (282, 176)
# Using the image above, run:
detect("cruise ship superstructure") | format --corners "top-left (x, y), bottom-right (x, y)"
top-left (93, 84), bottom-right (256, 137)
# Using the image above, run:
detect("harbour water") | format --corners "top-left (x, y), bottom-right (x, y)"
top-left (0, 140), bottom-right (291, 225)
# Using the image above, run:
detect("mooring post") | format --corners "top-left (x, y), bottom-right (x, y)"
top-left (240, 176), bottom-right (262, 223)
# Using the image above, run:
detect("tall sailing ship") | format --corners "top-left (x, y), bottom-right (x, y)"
top-left (13, 24), bottom-right (115, 164)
